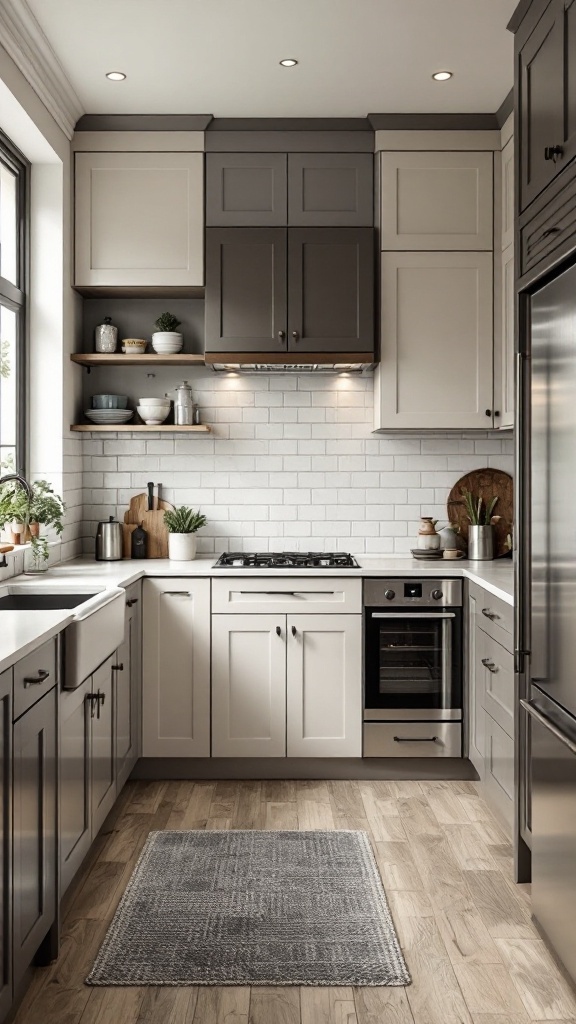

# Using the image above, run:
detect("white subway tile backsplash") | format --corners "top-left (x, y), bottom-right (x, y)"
top-left (79, 371), bottom-right (514, 554)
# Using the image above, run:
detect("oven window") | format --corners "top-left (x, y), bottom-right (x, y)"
top-left (365, 611), bottom-right (461, 711)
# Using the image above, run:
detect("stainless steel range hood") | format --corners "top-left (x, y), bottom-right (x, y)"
top-left (209, 361), bottom-right (373, 374)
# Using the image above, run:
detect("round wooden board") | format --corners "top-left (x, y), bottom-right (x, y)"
top-left (447, 468), bottom-right (513, 559)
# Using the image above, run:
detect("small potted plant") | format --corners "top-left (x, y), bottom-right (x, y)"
top-left (461, 489), bottom-right (499, 561)
top-left (152, 312), bottom-right (183, 354)
top-left (0, 483), bottom-right (28, 544)
top-left (26, 480), bottom-right (65, 573)
top-left (163, 506), bottom-right (206, 561)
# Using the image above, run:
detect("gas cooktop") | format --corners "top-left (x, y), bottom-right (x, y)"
top-left (213, 551), bottom-right (360, 569)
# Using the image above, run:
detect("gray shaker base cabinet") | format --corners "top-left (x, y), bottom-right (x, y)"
top-left (0, 673), bottom-right (11, 1021)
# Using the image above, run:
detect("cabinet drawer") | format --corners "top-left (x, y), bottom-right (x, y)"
top-left (363, 721), bottom-right (462, 758)
top-left (212, 577), bottom-right (362, 614)
top-left (13, 639), bottom-right (57, 720)
top-left (476, 592), bottom-right (513, 651)
top-left (480, 633), bottom-right (514, 739)
top-left (484, 712), bottom-right (514, 832)
top-left (520, 174), bottom-right (576, 277)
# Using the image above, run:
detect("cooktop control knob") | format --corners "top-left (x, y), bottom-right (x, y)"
top-left (431, 589), bottom-right (443, 601)
top-left (384, 589), bottom-right (395, 601)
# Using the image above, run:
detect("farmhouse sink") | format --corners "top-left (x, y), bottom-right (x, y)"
top-left (0, 584), bottom-right (126, 688)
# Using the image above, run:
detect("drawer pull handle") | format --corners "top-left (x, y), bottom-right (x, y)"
top-left (126, 598), bottom-right (139, 607)
top-left (481, 608), bottom-right (500, 621)
top-left (23, 669), bottom-right (50, 689)
top-left (393, 735), bottom-right (438, 743)
top-left (544, 145), bottom-right (564, 162)
top-left (276, 625), bottom-right (282, 637)
top-left (112, 663), bottom-right (124, 671)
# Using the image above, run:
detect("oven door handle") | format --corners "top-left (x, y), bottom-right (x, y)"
top-left (370, 612), bottom-right (456, 619)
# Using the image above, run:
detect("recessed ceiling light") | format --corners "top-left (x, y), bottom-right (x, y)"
top-left (106, 71), bottom-right (126, 81)
top-left (432, 70), bottom-right (453, 81)
top-left (280, 59), bottom-right (298, 67)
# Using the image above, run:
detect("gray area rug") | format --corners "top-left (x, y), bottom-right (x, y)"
top-left (86, 829), bottom-right (410, 987)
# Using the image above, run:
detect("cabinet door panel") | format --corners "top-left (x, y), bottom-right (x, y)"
top-left (467, 589), bottom-right (485, 778)
top-left (288, 153), bottom-right (373, 226)
top-left (519, 3), bottom-right (565, 210)
top-left (0, 671), bottom-right (11, 1018)
top-left (116, 582), bottom-right (141, 789)
top-left (60, 680), bottom-right (91, 897)
top-left (205, 228), bottom-right (288, 353)
top-left (498, 244), bottom-right (515, 429)
top-left (484, 712), bottom-right (514, 832)
top-left (288, 227), bottom-right (374, 353)
top-left (75, 151), bottom-right (203, 287)
top-left (380, 151), bottom-right (493, 250)
top-left (375, 251), bottom-right (493, 429)
top-left (501, 138), bottom-right (515, 251)
top-left (206, 153), bottom-right (287, 225)
top-left (481, 631), bottom-right (515, 739)
top-left (90, 656), bottom-right (116, 837)
top-left (212, 615), bottom-right (286, 757)
top-left (13, 689), bottom-right (56, 988)
top-left (142, 579), bottom-right (210, 757)
top-left (286, 615), bottom-right (362, 757)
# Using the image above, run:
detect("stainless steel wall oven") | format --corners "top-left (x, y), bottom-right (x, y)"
top-left (363, 579), bottom-right (463, 757)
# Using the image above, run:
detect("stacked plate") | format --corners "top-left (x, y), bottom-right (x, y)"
top-left (410, 548), bottom-right (443, 561)
top-left (84, 409), bottom-right (134, 425)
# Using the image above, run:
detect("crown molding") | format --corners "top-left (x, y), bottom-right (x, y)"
top-left (0, 0), bottom-right (83, 140)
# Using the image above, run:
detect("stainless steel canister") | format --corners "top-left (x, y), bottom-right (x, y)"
top-left (174, 380), bottom-right (194, 425)
top-left (468, 525), bottom-right (494, 560)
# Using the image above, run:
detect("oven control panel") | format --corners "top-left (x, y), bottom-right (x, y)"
top-left (363, 578), bottom-right (462, 607)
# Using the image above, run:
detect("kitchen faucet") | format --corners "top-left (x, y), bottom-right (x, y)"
top-left (0, 474), bottom-right (33, 568)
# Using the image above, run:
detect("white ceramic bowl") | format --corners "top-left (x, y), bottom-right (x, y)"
top-left (137, 397), bottom-right (171, 406)
top-left (136, 404), bottom-right (170, 425)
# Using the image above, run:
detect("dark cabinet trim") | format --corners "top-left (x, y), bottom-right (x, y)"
top-left (205, 131), bottom-right (374, 153)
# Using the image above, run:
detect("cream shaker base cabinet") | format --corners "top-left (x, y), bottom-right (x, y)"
top-left (380, 151), bottom-right (494, 250)
top-left (286, 615), bottom-right (362, 757)
top-left (142, 579), bottom-right (211, 757)
top-left (212, 615), bottom-right (287, 757)
top-left (375, 252), bottom-right (494, 430)
top-left (59, 679), bottom-right (91, 897)
top-left (90, 656), bottom-right (117, 839)
top-left (115, 583), bottom-right (141, 790)
top-left (75, 151), bottom-right (204, 289)
top-left (211, 612), bottom-right (362, 758)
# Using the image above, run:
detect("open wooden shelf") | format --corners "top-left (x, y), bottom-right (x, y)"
top-left (70, 424), bottom-right (211, 433)
top-left (71, 353), bottom-right (205, 367)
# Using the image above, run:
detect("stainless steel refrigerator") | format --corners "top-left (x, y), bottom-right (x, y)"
top-left (520, 261), bottom-right (576, 984)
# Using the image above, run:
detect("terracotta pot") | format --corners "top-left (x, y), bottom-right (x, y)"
top-left (29, 522), bottom-right (40, 537)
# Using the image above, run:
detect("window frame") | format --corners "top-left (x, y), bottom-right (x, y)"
top-left (0, 130), bottom-right (28, 477)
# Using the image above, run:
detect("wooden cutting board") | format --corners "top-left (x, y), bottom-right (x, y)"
top-left (123, 491), bottom-right (174, 559)
top-left (447, 468), bottom-right (513, 558)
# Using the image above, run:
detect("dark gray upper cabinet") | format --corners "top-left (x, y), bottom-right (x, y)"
top-left (0, 672), bottom-right (11, 1021)
top-left (12, 688), bottom-right (56, 989)
top-left (206, 153), bottom-right (287, 226)
top-left (517, 0), bottom-right (576, 211)
top-left (287, 153), bottom-right (373, 226)
top-left (287, 228), bottom-right (374, 353)
top-left (205, 228), bottom-right (288, 353)
top-left (206, 152), bottom-right (373, 227)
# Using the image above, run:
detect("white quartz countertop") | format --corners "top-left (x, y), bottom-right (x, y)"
top-left (0, 554), bottom-right (514, 672)
top-left (0, 610), bottom-right (74, 675)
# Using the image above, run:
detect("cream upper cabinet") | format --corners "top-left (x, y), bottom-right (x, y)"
top-left (211, 614), bottom-right (287, 757)
top-left (286, 614), bottom-right (362, 758)
top-left (75, 151), bottom-right (204, 288)
top-left (380, 151), bottom-right (493, 250)
top-left (501, 136), bottom-right (515, 252)
top-left (375, 251), bottom-right (494, 430)
top-left (142, 578), bottom-right (211, 757)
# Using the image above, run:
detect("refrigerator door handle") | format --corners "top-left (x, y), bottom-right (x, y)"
top-left (520, 699), bottom-right (576, 756)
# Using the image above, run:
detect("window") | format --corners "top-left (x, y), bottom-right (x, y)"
top-left (0, 132), bottom-right (27, 476)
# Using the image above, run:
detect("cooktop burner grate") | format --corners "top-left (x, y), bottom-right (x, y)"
top-left (213, 551), bottom-right (360, 569)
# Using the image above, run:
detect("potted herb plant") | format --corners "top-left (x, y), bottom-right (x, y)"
top-left (0, 479), bottom-right (65, 570)
top-left (163, 506), bottom-right (206, 561)
top-left (461, 489), bottom-right (499, 561)
top-left (152, 312), bottom-right (183, 354)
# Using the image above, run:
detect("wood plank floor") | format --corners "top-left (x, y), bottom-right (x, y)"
top-left (15, 780), bottom-right (576, 1024)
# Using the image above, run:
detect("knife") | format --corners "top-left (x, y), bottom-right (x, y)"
top-left (147, 481), bottom-right (154, 511)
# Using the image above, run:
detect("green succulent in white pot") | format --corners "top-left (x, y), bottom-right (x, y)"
top-left (163, 506), bottom-right (206, 561)
top-left (152, 311), bottom-right (183, 355)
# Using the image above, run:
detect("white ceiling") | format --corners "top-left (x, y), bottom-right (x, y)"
top-left (27, 0), bottom-right (517, 119)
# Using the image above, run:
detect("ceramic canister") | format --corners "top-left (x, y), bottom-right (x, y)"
top-left (95, 316), bottom-right (118, 353)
